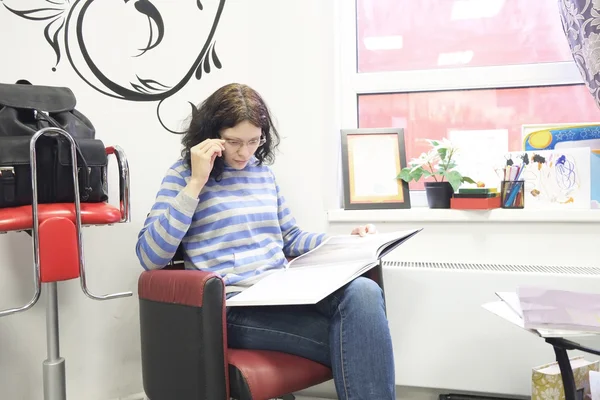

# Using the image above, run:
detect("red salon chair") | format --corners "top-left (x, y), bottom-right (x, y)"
top-left (0, 127), bottom-right (132, 400)
top-left (138, 240), bottom-right (386, 400)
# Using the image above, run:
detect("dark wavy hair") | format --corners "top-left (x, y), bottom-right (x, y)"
top-left (181, 83), bottom-right (280, 180)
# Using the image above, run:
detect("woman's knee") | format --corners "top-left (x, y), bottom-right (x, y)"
top-left (342, 276), bottom-right (384, 308)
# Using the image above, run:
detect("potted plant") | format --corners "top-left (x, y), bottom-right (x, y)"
top-left (398, 138), bottom-right (475, 208)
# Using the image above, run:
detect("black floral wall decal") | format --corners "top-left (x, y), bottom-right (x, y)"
top-left (2, 0), bottom-right (69, 71)
top-left (1, 0), bottom-right (227, 132)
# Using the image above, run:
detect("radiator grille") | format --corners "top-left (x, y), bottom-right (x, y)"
top-left (382, 260), bottom-right (600, 275)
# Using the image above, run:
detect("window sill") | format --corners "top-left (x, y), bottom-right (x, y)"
top-left (327, 208), bottom-right (600, 223)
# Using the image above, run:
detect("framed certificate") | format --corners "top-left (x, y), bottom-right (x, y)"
top-left (340, 128), bottom-right (410, 210)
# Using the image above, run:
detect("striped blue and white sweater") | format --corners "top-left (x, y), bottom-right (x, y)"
top-left (136, 158), bottom-right (326, 293)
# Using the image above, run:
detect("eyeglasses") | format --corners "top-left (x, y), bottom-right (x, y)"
top-left (222, 136), bottom-right (266, 152)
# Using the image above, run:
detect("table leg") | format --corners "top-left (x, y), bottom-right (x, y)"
top-left (552, 345), bottom-right (577, 400)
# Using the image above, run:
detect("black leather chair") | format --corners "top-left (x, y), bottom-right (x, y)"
top-left (138, 246), bottom-right (385, 400)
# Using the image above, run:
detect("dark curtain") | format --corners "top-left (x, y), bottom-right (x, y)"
top-left (558, 0), bottom-right (600, 107)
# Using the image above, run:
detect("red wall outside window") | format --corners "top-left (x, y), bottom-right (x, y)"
top-left (357, 0), bottom-right (572, 73)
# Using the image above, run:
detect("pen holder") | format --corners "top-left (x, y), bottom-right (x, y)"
top-left (501, 180), bottom-right (525, 209)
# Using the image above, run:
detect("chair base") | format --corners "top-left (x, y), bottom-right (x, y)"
top-left (43, 282), bottom-right (67, 400)
top-left (43, 357), bottom-right (66, 400)
top-left (230, 394), bottom-right (296, 400)
top-left (147, 393), bottom-right (296, 400)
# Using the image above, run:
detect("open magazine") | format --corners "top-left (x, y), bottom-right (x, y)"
top-left (226, 228), bottom-right (422, 307)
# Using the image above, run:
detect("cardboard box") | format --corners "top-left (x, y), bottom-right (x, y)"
top-left (532, 357), bottom-right (599, 400)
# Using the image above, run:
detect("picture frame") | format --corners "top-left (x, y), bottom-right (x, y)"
top-left (340, 127), bottom-right (410, 210)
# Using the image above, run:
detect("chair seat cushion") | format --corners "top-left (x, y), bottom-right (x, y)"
top-left (0, 203), bottom-right (121, 232)
top-left (228, 349), bottom-right (332, 400)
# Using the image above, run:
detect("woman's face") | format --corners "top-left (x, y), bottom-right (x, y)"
top-left (220, 120), bottom-right (263, 170)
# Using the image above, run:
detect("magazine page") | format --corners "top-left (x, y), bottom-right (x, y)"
top-left (226, 228), bottom-right (422, 307)
top-left (375, 228), bottom-right (423, 259)
top-left (289, 229), bottom-right (421, 269)
top-left (226, 259), bottom-right (377, 307)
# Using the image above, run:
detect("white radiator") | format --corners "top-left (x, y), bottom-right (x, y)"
top-left (381, 261), bottom-right (600, 397)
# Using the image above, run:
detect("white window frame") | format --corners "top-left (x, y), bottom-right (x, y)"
top-left (336, 0), bottom-right (585, 207)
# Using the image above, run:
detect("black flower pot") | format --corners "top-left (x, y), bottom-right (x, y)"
top-left (424, 181), bottom-right (454, 209)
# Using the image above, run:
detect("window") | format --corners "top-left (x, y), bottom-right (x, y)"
top-left (357, 85), bottom-right (600, 189)
top-left (338, 0), bottom-right (589, 204)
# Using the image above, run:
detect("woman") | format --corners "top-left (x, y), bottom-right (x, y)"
top-left (136, 83), bottom-right (396, 399)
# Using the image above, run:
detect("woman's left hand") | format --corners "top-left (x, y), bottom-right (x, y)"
top-left (350, 223), bottom-right (377, 237)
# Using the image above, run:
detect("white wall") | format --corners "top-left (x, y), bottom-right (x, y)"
top-left (0, 1), bottom-right (335, 399)
top-left (322, 214), bottom-right (600, 399)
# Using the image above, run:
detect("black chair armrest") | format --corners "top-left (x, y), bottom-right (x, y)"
top-left (138, 270), bottom-right (229, 400)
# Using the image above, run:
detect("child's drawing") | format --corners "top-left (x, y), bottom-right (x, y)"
top-left (506, 148), bottom-right (591, 209)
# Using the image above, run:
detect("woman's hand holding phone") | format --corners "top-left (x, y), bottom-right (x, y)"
top-left (184, 139), bottom-right (226, 198)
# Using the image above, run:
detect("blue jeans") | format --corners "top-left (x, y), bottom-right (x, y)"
top-left (226, 277), bottom-right (396, 400)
